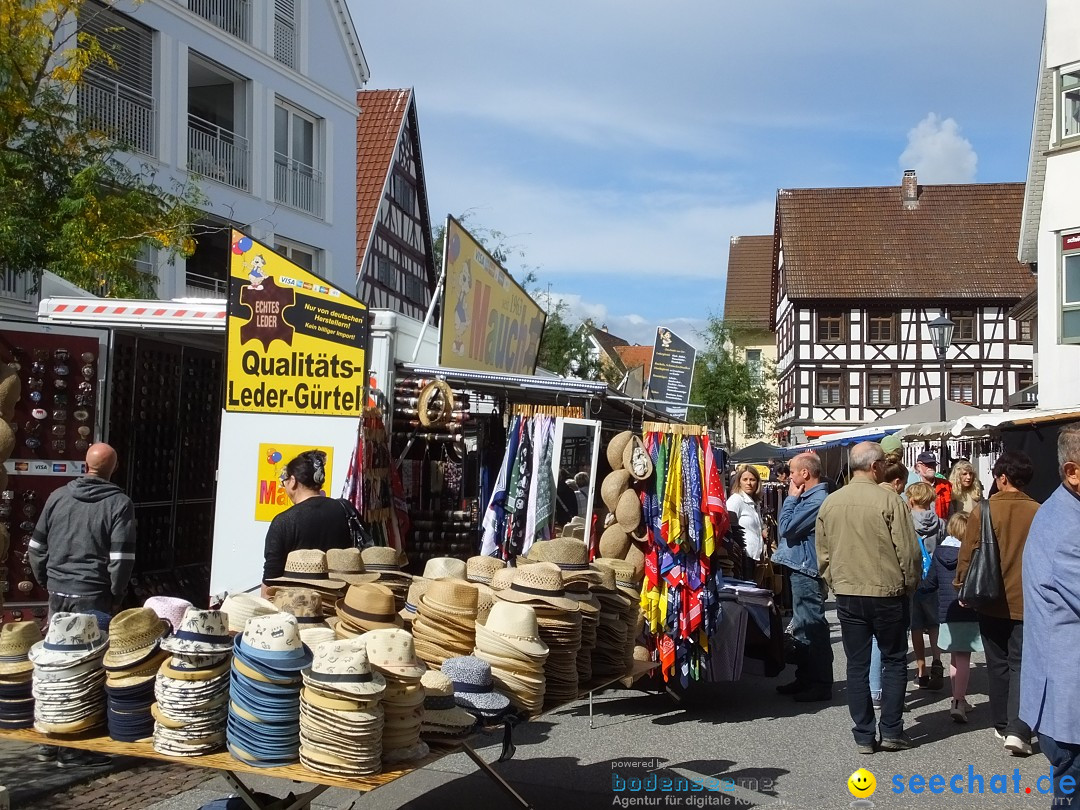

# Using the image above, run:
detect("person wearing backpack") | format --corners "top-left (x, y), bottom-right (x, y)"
top-left (920, 511), bottom-right (982, 723)
top-left (907, 482), bottom-right (945, 690)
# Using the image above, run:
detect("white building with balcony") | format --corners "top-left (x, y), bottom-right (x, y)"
top-left (62, 0), bottom-right (369, 301)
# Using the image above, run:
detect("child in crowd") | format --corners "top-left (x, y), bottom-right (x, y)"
top-left (920, 511), bottom-right (982, 722)
top-left (907, 482), bottom-right (946, 690)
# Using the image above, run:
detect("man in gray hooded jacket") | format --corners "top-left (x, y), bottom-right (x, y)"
top-left (29, 443), bottom-right (135, 616)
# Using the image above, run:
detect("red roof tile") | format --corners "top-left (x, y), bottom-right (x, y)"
top-left (614, 345), bottom-right (653, 371)
top-left (355, 89), bottom-right (411, 276)
top-left (724, 235), bottom-right (774, 329)
top-left (775, 181), bottom-right (1034, 302)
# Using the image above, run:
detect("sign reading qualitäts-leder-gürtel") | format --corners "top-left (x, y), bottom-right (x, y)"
top-left (439, 216), bottom-right (545, 375)
top-left (225, 230), bottom-right (368, 416)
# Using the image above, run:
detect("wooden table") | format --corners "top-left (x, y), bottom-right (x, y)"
top-left (0, 662), bottom-right (658, 810)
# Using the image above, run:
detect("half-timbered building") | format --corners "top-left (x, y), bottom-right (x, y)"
top-left (355, 89), bottom-right (436, 320)
top-left (770, 173), bottom-right (1036, 444)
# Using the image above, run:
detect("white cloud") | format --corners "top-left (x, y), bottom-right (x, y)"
top-left (540, 291), bottom-right (706, 349)
top-left (899, 114), bottom-right (978, 183)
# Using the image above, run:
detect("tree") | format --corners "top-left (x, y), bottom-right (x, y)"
top-left (689, 316), bottom-right (777, 449)
top-left (0, 1), bottom-right (204, 297)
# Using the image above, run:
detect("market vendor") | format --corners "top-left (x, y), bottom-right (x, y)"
top-left (262, 450), bottom-right (352, 589)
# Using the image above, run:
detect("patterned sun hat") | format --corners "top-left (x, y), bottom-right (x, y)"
top-left (302, 638), bottom-right (386, 697)
top-left (160, 609), bottom-right (232, 655)
top-left (29, 612), bottom-right (109, 668)
top-left (235, 613), bottom-right (312, 672)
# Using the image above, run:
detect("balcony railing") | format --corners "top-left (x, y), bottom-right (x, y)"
top-left (0, 268), bottom-right (35, 303)
top-left (274, 17), bottom-right (297, 69)
top-left (274, 156), bottom-right (324, 218)
top-left (188, 114), bottom-right (249, 191)
top-left (77, 74), bottom-right (156, 156)
top-left (188, 0), bottom-right (250, 42)
top-left (184, 271), bottom-right (228, 299)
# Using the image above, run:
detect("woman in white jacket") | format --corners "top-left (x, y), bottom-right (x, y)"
top-left (728, 464), bottom-right (766, 567)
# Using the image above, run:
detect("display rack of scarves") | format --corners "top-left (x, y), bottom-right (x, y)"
top-left (639, 427), bottom-right (732, 687)
top-left (341, 409), bottom-right (408, 552)
top-left (479, 414), bottom-right (557, 560)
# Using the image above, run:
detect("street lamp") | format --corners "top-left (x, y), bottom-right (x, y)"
top-left (927, 313), bottom-right (955, 464)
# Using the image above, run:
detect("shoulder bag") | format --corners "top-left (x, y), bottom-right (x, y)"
top-left (957, 499), bottom-right (1003, 608)
top-left (338, 498), bottom-right (375, 550)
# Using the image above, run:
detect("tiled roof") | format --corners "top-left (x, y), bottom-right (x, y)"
top-left (355, 89), bottom-right (411, 277)
top-left (590, 326), bottom-right (630, 359)
top-left (614, 345), bottom-right (653, 371)
top-left (724, 235), bottom-right (775, 329)
top-left (775, 181), bottom-right (1034, 302)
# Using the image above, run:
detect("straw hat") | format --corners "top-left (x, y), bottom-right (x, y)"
top-left (365, 628), bottom-right (426, 680)
top-left (599, 524), bottom-right (631, 559)
top-left (325, 548), bottom-right (379, 585)
top-left (466, 556), bottom-right (506, 585)
top-left (420, 579), bottom-right (479, 616)
top-left (490, 568), bottom-right (516, 592)
top-left (474, 583), bottom-right (496, 625)
top-left (143, 597), bottom-right (193, 633)
top-left (106, 648), bottom-right (170, 688)
top-left (606, 431), bottom-right (634, 470)
top-left (399, 578), bottom-right (431, 624)
top-left (440, 657), bottom-right (510, 715)
top-left (299, 627), bottom-right (336, 649)
top-left (0, 622), bottom-right (41, 676)
top-left (615, 489), bottom-right (643, 532)
top-left (593, 558), bottom-right (642, 601)
top-left (419, 669), bottom-right (476, 730)
top-left (160, 608), bottom-right (232, 654)
top-left (622, 435), bottom-right (653, 481)
top-left (601, 470), bottom-right (631, 511)
top-left (303, 639), bottom-right (386, 697)
top-left (103, 608), bottom-right (170, 670)
top-left (478, 602), bottom-right (548, 658)
top-left (270, 588), bottom-right (327, 625)
top-left (422, 557), bottom-right (467, 581)
top-left (264, 550), bottom-right (347, 591)
top-left (220, 592), bottom-right (278, 634)
top-left (29, 612), bottom-right (109, 667)
top-left (335, 584), bottom-right (403, 632)
top-left (495, 563), bottom-right (580, 613)
top-left (360, 546), bottom-right (411, 578)
top-left (235, 613), bottom-right (313, 672)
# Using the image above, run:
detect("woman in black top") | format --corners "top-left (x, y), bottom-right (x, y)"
top-left (262, 450), bottom-right (352, 583)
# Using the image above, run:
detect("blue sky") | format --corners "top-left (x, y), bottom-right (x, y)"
top-left (347, 1), bottom-right (1044, 348)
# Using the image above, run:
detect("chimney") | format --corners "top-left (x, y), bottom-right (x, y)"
top-left (600, 324), bottom-right (608, 332)
top-left (901, 169), bottom-right (919, 209)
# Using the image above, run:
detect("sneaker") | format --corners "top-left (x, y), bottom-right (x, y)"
top-left (993, 729), bottom-right (1007, 742)
top-left (928, 660), bottom-right (945, 690)
top-left (775, 680), bottom-right (806, 695)
top-left (856, 740), bottom-right (877, 755)
top-left (949, 699), bottom-right (968, 723)
top-left (1004, 735), bottom-right (1033, 757)
top-left (793, 686), bottom-right (832, 703)
top-left (34, 745), bottom-right (58, 762)
top-left (56, 749), bottom-right (111, 769)
top-left (959, 698), bottom-right (974, 713)
top-left (916, 674), bottom-right (931, 689)
top-left (880, 734), bottom-right (915, 751)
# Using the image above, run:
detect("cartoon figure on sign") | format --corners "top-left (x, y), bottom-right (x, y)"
top-left (659, 328), bottom-right (673, 350)
top-left (246, 254), bottom-right (268, 290)
top-left (452, 260), bottom-right (472, 357)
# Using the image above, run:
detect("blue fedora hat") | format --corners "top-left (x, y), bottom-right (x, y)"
top-left (235, 615), bottom-right (313, 672)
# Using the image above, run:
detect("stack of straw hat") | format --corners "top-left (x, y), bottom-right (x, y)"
top-left (422, 557), bottom-right (467, 580)
top-left (299, 638), bottom-right (386, 777)
top-left (0, 622), bottom-right (40, 729)
top-left (419, 668), bottom-right (476, 743)
top-left (398, 578), bottom-right (431, 627)
top-left (494, 564), bottom-right (582, 706)
top-left (325, 548), bottom-right (380, 589)
top-left (31, 613), bottom-right (108, 734)
top-left (153, 608), bottom-right (233, 756)
top-left (599, 431), bottom-right (653, 559)
top-left (473, 602), bottom-right (548, 716)
top-left (265, 551), bottom-right (347, 617)
top-left (365, 628), bottom-right (429, 764)
top-left (593, 559), bottom-right (643, 677)
top-left (412, 579), bottom-right (479, 667)
top-left (144, 596), bottom-right (193, 634)
top-left (331, 583), bottom-right (402, 639)
top-left (441, 656), bottom-right (510, 723)
top-left (227, 613), bottom-right (312, 767)
top-left (360, 547), bottom-right (412, 611)
top-left (270, 588), bottom-right (335, 648)
top-left (220, 593), bottom-right (277, 635)
top-left (466, 556), bottom-right (506, 587)
top-left (104, 608), bottom-right (170, 742)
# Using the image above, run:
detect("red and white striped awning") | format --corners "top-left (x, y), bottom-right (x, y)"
top-left (38, 298), bottom-right (226, 330)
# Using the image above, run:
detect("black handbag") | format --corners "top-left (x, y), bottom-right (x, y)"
top-left (338, 498), bottom-right (375, 550)
top-left (958, 499), bottom-right (1004, 608)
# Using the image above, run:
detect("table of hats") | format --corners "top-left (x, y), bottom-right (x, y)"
top-left (0, 547), bottom-right (656, 810)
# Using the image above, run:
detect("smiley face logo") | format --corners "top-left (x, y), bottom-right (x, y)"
top-left (848, 768), bottom-right (876, 798)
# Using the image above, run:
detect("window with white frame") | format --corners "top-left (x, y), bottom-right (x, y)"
top-left (274, 237), bottom-right (320, 277)
top-left (274, 100), bottom-right (323, 217)
top-left (745, 349), bottom-right (762, 383)
top-left (1062, 232), bottom-right (1080, 343)
top-left (1060, 67), bottom-right (1080, 143)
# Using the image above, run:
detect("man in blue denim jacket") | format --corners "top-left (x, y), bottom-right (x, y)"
top-left (772, 451), bottom-right (833, 701)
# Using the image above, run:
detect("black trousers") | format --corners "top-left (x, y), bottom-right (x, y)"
top-left (48, 592), bottom-right (113, 619)
top-left (836, 594), bottom-right (910, 745)
top-left (979, 614), bottom-right (1032, 739)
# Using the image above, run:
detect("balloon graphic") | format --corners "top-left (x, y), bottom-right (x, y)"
top-left (448, 232), bottom-right (460, 264)
top-left (232, 244), bottom-right (243, 254)
top-left (267, 450), bottom-right (282, 465)
top-left (238, 237), bottom-right (253, 252)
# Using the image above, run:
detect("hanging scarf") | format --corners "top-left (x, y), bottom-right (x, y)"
top-left (506, 422), bottom-right (533, 559)
top-left (531, 417), bottom-right (556, 548)
top-left (480, 415), bottom-right (522, 556)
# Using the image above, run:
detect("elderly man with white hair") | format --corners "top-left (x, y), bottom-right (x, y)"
top-left (1022, 423), bottom-right (1080, 807)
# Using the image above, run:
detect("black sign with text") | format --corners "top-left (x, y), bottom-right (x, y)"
top-left (646, 327), bottom-right (696, 419)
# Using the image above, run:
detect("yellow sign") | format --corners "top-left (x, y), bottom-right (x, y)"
top-left (439, 217), bottom-right (545, 375)
top-left (226, 230), bottom-right (368, 415)
top-left (254, 443), bottom-right (334, 522)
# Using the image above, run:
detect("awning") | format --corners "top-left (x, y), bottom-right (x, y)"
top-left (788, 424), bottom-right (906, 452)
top-left (899, 406), bottom-right (1080, 440)
top-left (804, 428), bottom-right (844, 438)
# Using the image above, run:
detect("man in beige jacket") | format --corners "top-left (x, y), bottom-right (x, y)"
top-left (816, 441), bottom-right (922, 754)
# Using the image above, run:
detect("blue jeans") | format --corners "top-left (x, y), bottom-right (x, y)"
top-left (1039, 735), bottom-right (1080, 807)
top-left (788, 570), bottom-right (833, 688)
top-left (836, 594), bottom-right (910, 745)
top-left (870, 637), bottom-right (882, 697)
